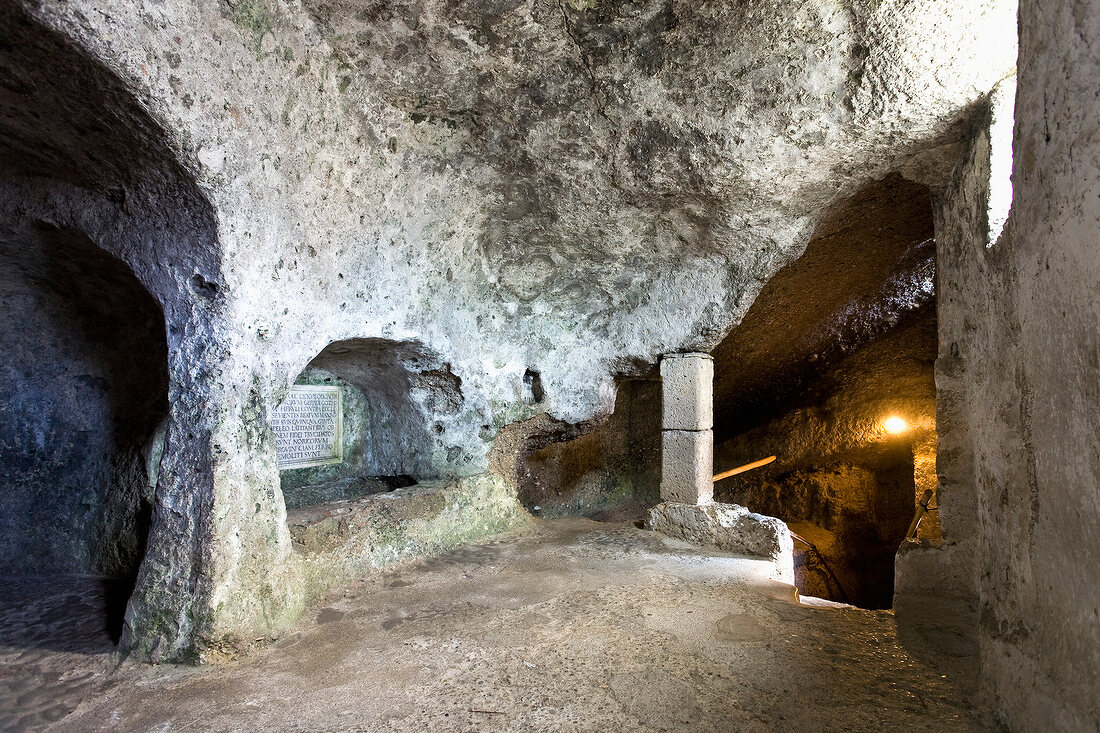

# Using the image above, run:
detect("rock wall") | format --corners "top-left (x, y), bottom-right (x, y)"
top-left (520, 378), bottom-right (662, 519)
top-left (924, 0), bottom-right (1100, 726)
top-left (715, 309), bottom-right (937, 608)
top-left (288, 475), bottom-right (528, 604)
top-left (0, 0), bottom-right (1018, 659)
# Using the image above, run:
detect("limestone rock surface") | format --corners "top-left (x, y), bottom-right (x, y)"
top-left (649, 500), bottom-right (794, 582)
top-left (0, 0), bottom-right (1015, 657)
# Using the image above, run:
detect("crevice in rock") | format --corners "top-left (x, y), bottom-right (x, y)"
top-left (555, 0), bottom-right (622, 186)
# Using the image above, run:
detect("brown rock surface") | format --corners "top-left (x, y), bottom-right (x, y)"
top-left (1, 520), bottom-right (982, 732)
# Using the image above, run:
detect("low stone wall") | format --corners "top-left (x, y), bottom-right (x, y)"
top-left (287, 474), bottom-right (529, 604)
top-left (649, 501), bottom-right (794, 583)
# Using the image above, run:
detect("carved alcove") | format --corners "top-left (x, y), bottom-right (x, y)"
top-left (273, 338), bottom-right (465, 508)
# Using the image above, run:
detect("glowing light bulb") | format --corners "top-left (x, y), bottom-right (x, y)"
top-left (883, 416), bottom-right (908, 434)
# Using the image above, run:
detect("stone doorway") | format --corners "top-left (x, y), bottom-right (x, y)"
top-left (710, 175), bottom-right (938, 608)
top-left (0, 224), bottom-right (169, 644)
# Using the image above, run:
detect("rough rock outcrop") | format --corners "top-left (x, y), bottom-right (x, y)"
top-left (649, 501), bottom-right (794, 582)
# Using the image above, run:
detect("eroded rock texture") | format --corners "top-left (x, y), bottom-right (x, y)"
top-left (520, 378), bottom-right (662, 519)
top-left (921, 0), bottom-right (1100, 724)
top-left (0, 0), bottom-right (1028, 682)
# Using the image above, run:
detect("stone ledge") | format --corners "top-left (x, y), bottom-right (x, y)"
top-left (286, 474), bottom-right (527, 604)
top-left (283, 475), bottom-right (405, 510)
top-left (648, 501), bottom-right (794, 583)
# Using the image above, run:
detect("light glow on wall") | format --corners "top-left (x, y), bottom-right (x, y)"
top-left (987, 75), bottom-right (1017, 247)
top-left (883, 416), bottom-right (909, 434)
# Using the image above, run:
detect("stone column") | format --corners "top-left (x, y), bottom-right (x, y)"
top-left (660, 353), bottom-right (713, 505)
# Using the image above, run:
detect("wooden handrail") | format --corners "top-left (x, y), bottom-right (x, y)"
top-left (712, 455), bottom-right (777, 482)
top-left (906, 489), bottom-right (935, 538)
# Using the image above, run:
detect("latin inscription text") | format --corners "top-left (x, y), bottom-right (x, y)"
top-left (272, 386), bottom-right (342, 469)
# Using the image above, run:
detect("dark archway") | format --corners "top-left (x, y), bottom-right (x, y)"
top-left (0, 5), bottom-right (220, 655)
top-left (0, 224), bottom-right (168, 643)
top-left (711, 174), bottom-right (938, 608)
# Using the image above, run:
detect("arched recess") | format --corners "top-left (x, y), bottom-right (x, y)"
top-left (0, 224), bottom-right (168, 642)
top-left (0, 5), bottom-right (222, 655)
top-left (516, 377), bottom-right (663, 522)
top-left (711, 174), bottom-right (938, 609)
top-left (272, 338), bottom-right (466, 508)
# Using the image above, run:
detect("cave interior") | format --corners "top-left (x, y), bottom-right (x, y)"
top-left (0, 0), bottom-right (1097, 730)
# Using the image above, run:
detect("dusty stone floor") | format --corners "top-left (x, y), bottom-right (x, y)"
top-left (1, 519), bottom-right (981, 732)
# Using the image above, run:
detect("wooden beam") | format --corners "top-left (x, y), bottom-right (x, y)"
top-left (712, 455), bottom-right (776, 482)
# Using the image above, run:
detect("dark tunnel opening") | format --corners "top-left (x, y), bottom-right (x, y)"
top-left (0, 224), bottom-right (169, 645)
top-left (711, 173), bottom-right (939, 608)
top-left (0, 6), bottom-right (214, 652)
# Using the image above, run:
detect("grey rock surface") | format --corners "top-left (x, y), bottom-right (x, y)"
top-left (659, 429), bottom-right (714, 505)
top-left (660, 352), bottom-right (712, 431)
top-left (927, 0), bottom-right (1100, 724)
top-left (0, 0), bottom-right (1016, 661)
top-left (649, 500), bottom-right (794, 582)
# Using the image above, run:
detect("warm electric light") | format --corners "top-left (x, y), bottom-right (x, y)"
top-left (883, 416), bottom-right (909, 434)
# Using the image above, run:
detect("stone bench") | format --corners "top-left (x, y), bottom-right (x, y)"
top-left (286, 475), bottom-right (526, 603)
top-left (649, 501), bottom-right (794, 583)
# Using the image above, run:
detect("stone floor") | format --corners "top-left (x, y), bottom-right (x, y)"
top-left (1, 518), bottom-right (982, 732)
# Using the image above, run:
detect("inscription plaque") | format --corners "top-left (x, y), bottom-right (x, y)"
top-left (272, 385), bottom-right (343, 469)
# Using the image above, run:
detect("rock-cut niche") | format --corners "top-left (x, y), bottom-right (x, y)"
top-left (0, 224), bottom-right (169, 640)
top-left (0, 6), bottom-right (217, 650)
top-left (273, 338), bottom-right (465, 508)
top-left (518, 377), bottom-right (663, 522)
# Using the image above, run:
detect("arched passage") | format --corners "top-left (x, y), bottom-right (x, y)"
top-left (711, 174), bottom-right (938, 608)
top-left (0, 224), bottom-right (168, 641)
top-left (0, 5), bottom-right (221, 655)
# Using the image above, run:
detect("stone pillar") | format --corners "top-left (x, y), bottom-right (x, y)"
top-left (660, 353), bottom-right (713, 505)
